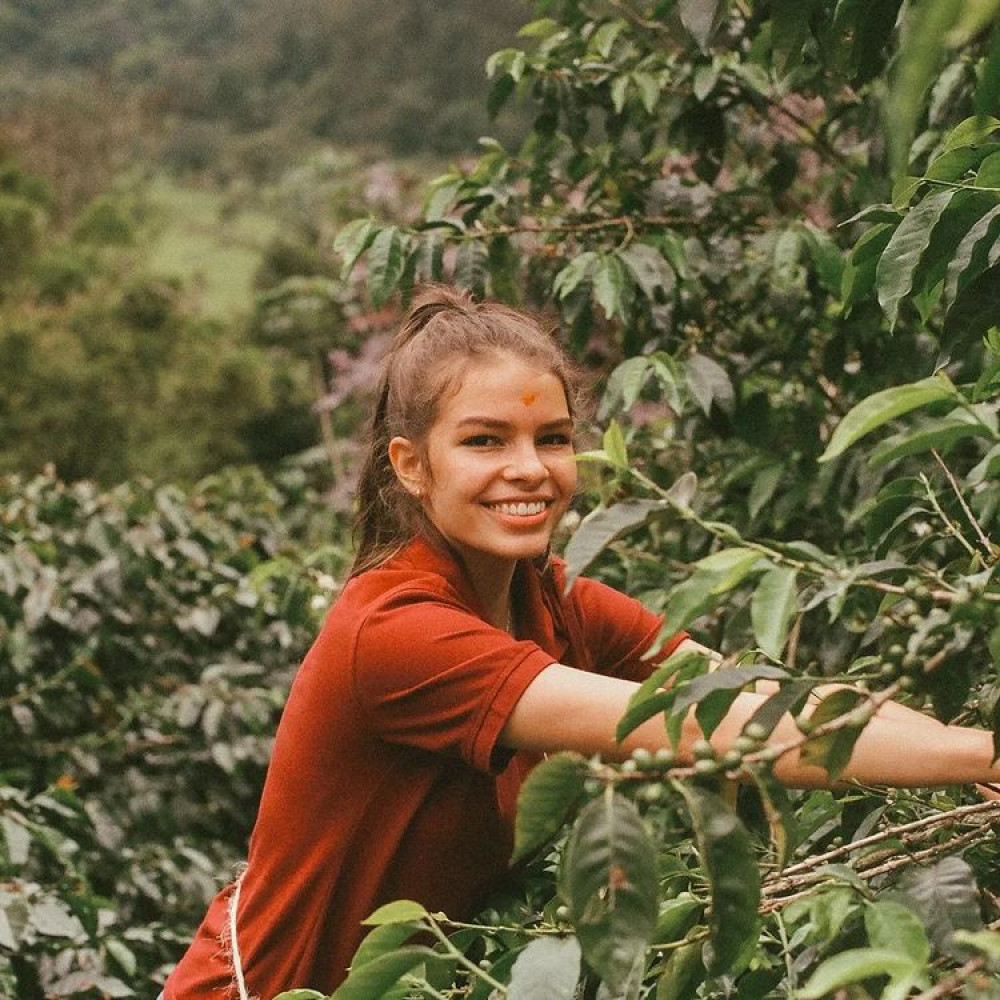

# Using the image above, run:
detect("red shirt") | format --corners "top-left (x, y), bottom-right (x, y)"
top-left (164, 537), bottom-right (684, 1000)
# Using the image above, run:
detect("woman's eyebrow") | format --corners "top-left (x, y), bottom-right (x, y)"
top-left (455, 416), bottom-right (574, 431)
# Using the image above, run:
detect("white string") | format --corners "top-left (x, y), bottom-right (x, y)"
top-left (226, 869), bottom-right (252, 1000)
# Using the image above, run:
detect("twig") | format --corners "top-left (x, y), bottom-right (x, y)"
top-left (932, 448), bottom-right (999, 563)
top-left (911, 958), bottom-right (988, 1000)
top-left (777, 800), bottom-right (1000, 878)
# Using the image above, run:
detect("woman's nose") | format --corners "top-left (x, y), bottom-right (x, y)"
top-left (504, 443), bottom-right (547, 480)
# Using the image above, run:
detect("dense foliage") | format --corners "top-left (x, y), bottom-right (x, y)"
top-left (322, 1), bottom-right (1000, 999)
top-left (0, 467), bottom-right (348, 997)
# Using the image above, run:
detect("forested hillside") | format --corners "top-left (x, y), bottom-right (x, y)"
top-left (0, 0), bottom-right (528, 182)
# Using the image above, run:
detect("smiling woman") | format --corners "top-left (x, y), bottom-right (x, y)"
top-left (162, 286), bottom-right (1000, 1000)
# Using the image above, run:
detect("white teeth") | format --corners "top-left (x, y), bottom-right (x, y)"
top-left (489, 501), bottom-right (548, 516)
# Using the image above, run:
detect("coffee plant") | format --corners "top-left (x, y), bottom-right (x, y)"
top-left (319, 2), bottom-right (1000, 999)
top-left (0, 466), bottom-right (350, 997)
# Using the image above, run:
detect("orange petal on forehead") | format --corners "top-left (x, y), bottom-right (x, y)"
top-left (520, 391), bottom-right (537, 406)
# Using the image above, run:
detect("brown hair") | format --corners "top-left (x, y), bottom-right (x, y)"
top-left (349, 284), bottom-right (585, 576)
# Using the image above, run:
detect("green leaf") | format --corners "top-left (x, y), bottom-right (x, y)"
top-left (819, 376), bottom-right (956, 462)
top-left (938, 114), bottom-right (1000, 156)
top-left (351, 921), bottom-right (425, 970)
top-left (593, 254), bottom-right (630, 321)
top-left (869, 414), bottom-right (994, 467)
top-left (799, 948), bottom-right (923, 999)
top-left (798, 689), bottom-right (865, 781)
top-left (563, 500), bottom-right (666, 590)
top-left (944, 261), bottom-right (1000, 342)
top-left (676, 784), bottom-right (760, 975)
top-left (771, 0), bottom-right (820, 75)
top-left (600, 357), bottom-right (656, 418)
top-left (632, 71), bottom-right (661, 114)
top-left (685, 354), bottom-right (734, 416)
top-left (367, 226), bottom-right (406, 307)
top-left (331, 946), bottom-right (446, 1000)
top-left (875, 189), bottom-right (957, 329)
top-left (618, 244), bottom-right (674, 301)
top-left (744, 679), bottom-right (816, 739)
top-left (693, 547), bottom-right (765, 595)
top-left (363, 900), bottom-right (429, 926)
top-left (944, 202), bottom-right (1000, 308)
top-left (750, 566), bottom-right (798, 660)
top-left (655, 941), bottom-right (705, 1000)
top-left (272, 991), bottom-right (328, 1000)
top-left (678, 0), bottom-right (728, 50)
top-left (454, 239), bottom-right (489, 298)
top-left (333, 218), bottom-right (377, 278)
top-left (654, 895), bottom-right (702, 945)
top-left (667, 665), bottom-right (788, 740)
top-left (591, 20), bottom-right (626, 59)
top-left (602, 420), bottom-right (629, 470)
top-left (746, 764), bottom-right (797, 869)
top-left (512, 752), bottom-right (588, 864)
top-left (554, 252), bottom-right (599, 299)
top-left (865, 901), bottom-right (930, 964)
top-left (616, 651), bottom-right (709, 743)
top-left (506, 936), bottom-right (582, 1000)
top-left (884, 0), bottom-right (968, 176)
top-left (892, 856), bottom-right (984, 957)
top-left (558, 791), bottom-right (659, 991)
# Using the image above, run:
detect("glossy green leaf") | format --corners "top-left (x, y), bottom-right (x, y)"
top-left (676, 783), bottom-right (760, 975)
top-left (618, 244), bottom-right (674, 301)
top-left (271, 992), bottom-right (326, 1000)
top-left (799, 948), bottom-right (923, 999)
top-left (512, 752), bottom-right (588, 863)
top-left (331, 946), bottom-right (446, 1000)
top-left (506, 936), bottom-right (582, 1000)
top-left (771, 0), bottom-right (820, 74)
top-left (750, 566), bottom-right (798, 660)
top-left (653, 895), bottom-right (702, 945)
top-left (798, 689), bottom-right (866, 781)
top-left (819, 376), bottom-right (956, 462)
top-left (875, 189), bottom-right (956, 328)
top-left (351, 921), bottom-right (424, 970)
top-left (367, 226), bottom-right (406, 307)
top-left (869, 414), bottom-right (994, 467)
top-left (558, 791), bottom-right (659, 991)
top-left (332, 218), bottom-right (377, 278)
top-left (563, 499), bottom-right (666, 590)
top-left (616, 651), bottom-right (708, 743)
top-left (744, 679), bottom-right (816, 739)
top-left (944, 203), bottom-right (1000, 308)
top-left (363, 899), bottom-right (429, 926)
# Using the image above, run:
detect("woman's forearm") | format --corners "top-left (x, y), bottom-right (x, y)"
top-left (500, 663), bottom-right (999, 790)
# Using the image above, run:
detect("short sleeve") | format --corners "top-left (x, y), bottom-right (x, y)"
top-left (352, 588), bottom-right (556, 772)
top-left (568, 575), bottom-right (687, 682)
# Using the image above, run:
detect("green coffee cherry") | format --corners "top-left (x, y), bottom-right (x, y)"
top-left (694, 758), bottom-right (718, 775)
top-left (693, 739), bottom-right (716, 761)
top-left (744, 722), bottom-right (769, 742)
top-left (654, 747), bottom-right (677, 768)
top-left (631, 747), bottom-right (654, 770)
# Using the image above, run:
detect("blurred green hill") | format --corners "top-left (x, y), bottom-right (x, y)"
top-left (0, 0), bottom-right (528, 183)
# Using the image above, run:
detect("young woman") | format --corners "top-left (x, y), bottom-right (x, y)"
top-left (163, 286), bottom-right (1000, 1000)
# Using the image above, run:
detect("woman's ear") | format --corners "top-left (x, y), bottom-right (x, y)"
top-left (388, 436), bottom-right (426, 499)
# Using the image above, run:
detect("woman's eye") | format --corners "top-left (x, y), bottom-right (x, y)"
top-left (462, 434), bottom-right (501, 447)
top-left (539, 433), bottom-right (572, 447)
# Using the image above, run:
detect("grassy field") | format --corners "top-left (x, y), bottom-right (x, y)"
top-left (144, 176), bottom-right (279, 319)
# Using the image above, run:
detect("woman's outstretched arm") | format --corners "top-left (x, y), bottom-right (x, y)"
top-left (498, 659), bottom-right (997, 790)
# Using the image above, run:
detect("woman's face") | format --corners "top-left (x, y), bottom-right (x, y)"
top-left (392, 354), bottom-right (577, 580)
